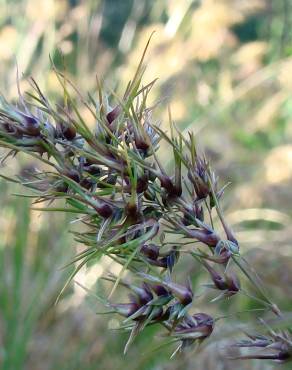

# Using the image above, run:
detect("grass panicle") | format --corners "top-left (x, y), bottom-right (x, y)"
top-left (0, 42), bottom-right (286, 361)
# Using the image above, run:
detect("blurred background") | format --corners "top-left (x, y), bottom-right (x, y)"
top-left (0, 0), bottom-right (292, 369)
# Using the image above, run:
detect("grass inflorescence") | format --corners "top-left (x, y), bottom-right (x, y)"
top-left (0, 38), bottom-right (289, 362)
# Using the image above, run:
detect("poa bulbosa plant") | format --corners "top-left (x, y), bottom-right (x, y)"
top-left (0, 36), bottom-right (290, 362)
